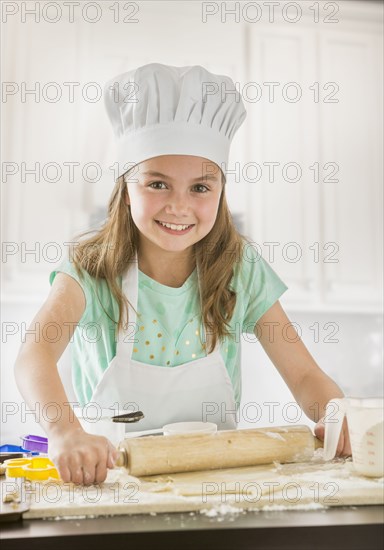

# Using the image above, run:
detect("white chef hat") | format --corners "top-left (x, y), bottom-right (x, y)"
top-left (103, 63), bottom-right (247, 179)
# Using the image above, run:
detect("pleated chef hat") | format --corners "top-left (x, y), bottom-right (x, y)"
top-left (104, 63), bottom-right (247, 179)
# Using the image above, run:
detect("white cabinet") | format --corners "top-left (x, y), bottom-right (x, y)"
top-left (247, 26), bottom-right (321, 307)
top-left (319, 28), bottom-right (383, 308)
top-left (246, 6), bottom-right (383, 311)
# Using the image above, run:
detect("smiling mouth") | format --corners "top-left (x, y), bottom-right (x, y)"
top-left (155, 220), bottom-right (195, 231)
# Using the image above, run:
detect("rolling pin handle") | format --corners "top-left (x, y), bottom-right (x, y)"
top-left (115, 449), bottom-right (128, 468)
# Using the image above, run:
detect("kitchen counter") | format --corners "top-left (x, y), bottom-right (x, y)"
top-left (1, 505), bottom-right (383, 550)
top-left (2, 452), bottom-right (383, 549)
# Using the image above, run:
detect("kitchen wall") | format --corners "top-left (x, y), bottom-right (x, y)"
top-left (1, 0), bottom-right (383, 444)
top-left (240, 310), bottom-right (384, 430)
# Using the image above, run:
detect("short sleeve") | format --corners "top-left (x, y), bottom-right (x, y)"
top-left (49, 258), bottom-right (92, 324)
top-left (240, 243), bottom-right (288, 333)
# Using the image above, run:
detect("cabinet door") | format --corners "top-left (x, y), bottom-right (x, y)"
top-left (319, 28), bottom-right (383, 307)
top-left (247, 19), bottom-right (383, 310)
top-left (1, 15), bottom-right (79, 300)
top-left (247, 26), bottom-right (320, 306)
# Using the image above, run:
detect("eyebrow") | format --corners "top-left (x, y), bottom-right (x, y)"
top-left (141, 170), bottom-right (219, 182)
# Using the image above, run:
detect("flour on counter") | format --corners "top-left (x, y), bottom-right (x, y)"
top-left (201, 504), bottom-right (244, 517)
top-left (261, 502), bottom-right (327, 512)
top-left (23, 457), bottom-right (384, 520)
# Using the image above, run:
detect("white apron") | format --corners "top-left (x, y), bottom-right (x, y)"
top-left (91, 256), bottom-right (237, 431)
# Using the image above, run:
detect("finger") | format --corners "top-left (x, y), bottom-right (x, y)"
top-left (314, 422), bottom-right (325, 440)
top-left (56, 463), bottom-right (71, 483)
top-left (71, 466), bottom-right (85, 485)
top-left (95, 461), bottom-right (108, 484)
top-left (341, 436), bottom-right (353, 457)
top-left (107, 441), bottom-right (118, 469)
top-left (67, 457), bottom-right (85, 485)
top-left (345, 442), bottom-right (352, 456)
top-left (54, 454), bottom-right (75, 484)
top-left (81, 447), bottom-right (104, 485)
top-left (343, 423), bottom-right (352, 456)
top-left (107, 451), bottom-right (117, 469)
top-left (82, 465), bottom-right (97, 486)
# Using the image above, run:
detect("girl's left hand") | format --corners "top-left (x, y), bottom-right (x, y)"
top-left (314, 416), bottom-right (352, 457)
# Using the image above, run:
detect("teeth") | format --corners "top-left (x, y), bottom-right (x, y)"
top-left (157, 221), bottom-right (192, 231)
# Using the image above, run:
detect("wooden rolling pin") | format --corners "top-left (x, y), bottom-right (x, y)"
top-left (115, 425), bottom-right (323, 477)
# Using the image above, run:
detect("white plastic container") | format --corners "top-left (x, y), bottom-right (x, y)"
top-left (163, 421), bottom-right (217, 436)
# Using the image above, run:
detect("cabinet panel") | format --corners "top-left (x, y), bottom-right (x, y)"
top-left (320, 30), bottom-right (383, 306)
top-left (247, 16), bottom-right (383, 311)
top-left (247, 27), bottom-right (320, 305)
top-left (2, 17), bottom-right (79, 295)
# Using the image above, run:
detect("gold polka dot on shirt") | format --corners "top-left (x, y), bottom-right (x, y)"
top-left (157, 333), bottom-right (162, 338)
top-left (153, 319), bottom-right (157, 324)
top-left (161, 346), bottom-right (166, 351)
top-left (133, 348), bottom-right (138, 353)
top-left (145, 340), bottom-right (150, 345)
top-left (140, 326), bottom-right (145, 331)
top-left (150, 354), bottom-right (154, 359)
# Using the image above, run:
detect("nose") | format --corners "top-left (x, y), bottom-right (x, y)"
top-left (164, 191), bottom-right (191, 217)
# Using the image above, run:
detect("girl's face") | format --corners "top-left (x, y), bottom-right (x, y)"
top-left (124, 155), bottom-right (223, 256)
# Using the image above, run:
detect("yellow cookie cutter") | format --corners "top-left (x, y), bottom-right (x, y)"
top-left (3, 458), bottom-right (31, 478)
top-left (4, 457), bottom-right (60, 481)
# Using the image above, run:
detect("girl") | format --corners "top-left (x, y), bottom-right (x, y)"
top-left (14, 63), bottom-right (351, 486)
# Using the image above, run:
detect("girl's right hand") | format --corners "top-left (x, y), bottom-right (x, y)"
top-left (49, 427), bottom-right (119, 485)
top-left (314, 416), bottom-right (352, 458)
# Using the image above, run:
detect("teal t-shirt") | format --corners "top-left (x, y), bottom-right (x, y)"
top-left (49, 241), bottom-right (288, 406)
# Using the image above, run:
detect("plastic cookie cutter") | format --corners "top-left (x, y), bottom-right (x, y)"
top-left (20, 434), bottom-right (48, 453)
top-left (0, 444), bottom-right (39, 455)
top-left (22, 458), bottom-right (60, 481)
top-left (4, 457), bottom-right (60, 481)
top-left (3, 458), bottom-right (31, 479)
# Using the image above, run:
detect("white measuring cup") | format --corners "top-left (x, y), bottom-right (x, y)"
top-left (323, 397), bottom-right (384, 477)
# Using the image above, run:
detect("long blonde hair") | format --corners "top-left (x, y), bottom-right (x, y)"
top-left (69, 168), bottom-right (247, 353)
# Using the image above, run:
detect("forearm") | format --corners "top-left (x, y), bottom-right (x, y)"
top-left (296, 369), bottom-right (345, 423)
top-left (14, 346), bottom-right (83, 437)
top-left (255, 302), bottom-right (346, 425)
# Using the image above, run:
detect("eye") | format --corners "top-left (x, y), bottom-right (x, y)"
top-left (148, 181), bottom-right (210, 193)
top-left (148, 181), bottom-right (167, 189)
top-left (193, 184), bottom-right (209, 193)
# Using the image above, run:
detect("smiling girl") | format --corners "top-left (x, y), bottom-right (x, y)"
top-left (14, 63), bottom-right (351, 485)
